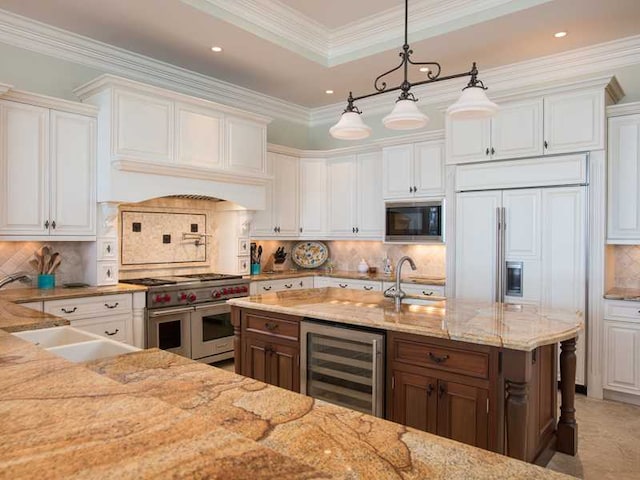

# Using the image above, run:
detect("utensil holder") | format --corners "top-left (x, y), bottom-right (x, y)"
top-left (250, 263), bottom-right (261, 275)
top-left (37, 274), bottom-right (55, 290)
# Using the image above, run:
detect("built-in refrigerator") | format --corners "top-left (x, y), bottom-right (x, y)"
top-left (454, 160), bottom-right (587, 386)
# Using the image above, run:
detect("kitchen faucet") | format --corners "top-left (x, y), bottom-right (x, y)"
top-left (383, 256), bottom-right (417, 311)
top-left (0, 271), bottom-right (32, 289)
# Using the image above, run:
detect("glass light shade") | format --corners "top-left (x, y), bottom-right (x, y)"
top-left (447, 86), bottom-right (499, 119)
top-left (329, 111), bottom-right (372, 140)
top-left (382, 99), bottom-right (429, 130)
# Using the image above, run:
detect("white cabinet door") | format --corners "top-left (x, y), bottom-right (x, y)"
top-left (604, 320), bottom-right (640, 395)
top-left (0, 101), bottom-right (49, 235)
top-left (543, 90), bottom-right (604, 155)
top-left (251, 152), bottom-right (276, 237)
top-left (299, 158), bottom-right (327, 237)
top-left (226, 116), bottom-right (266, 175)
top-left (455, 191), bottom-right (501, 301)
top-left (446, 117), bottom-right (491, 164)
top-left (273, 154), bottom-right (299, 236)
top-left (114, 89), bottom-right (173, 162)
top-left (382, 144), bottom-right (413, 199)
top-left (414, 141), bottom-right (445, 197)
top-left (608, 114), bottom-right (640, 243)
top-left (356, 152), bottom-right (383, 238)
top-left (175, 103), bottom-right (223, 169)
top-left (327, 155), bottom-right (357, 237)
top-left (491, 99), bottom-right (543, 160)
top-left (49, 111), bottom-right (96, 236)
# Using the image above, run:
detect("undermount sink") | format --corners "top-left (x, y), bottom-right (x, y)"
top-left (13, 326), bottom-right (139, 362)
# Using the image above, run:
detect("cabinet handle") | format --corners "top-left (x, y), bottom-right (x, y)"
top-left (363, 286), bottom-right (373, 291)
top-left (355, 227), bottom-right (359, 233)
top-left (262, 286), bottom-right (272, 291)
top-left (439, 383), bottom-right (446, 398)
top-left (490, 147), bottom-right (495, 155)
top-left (106, 269), bottom-right (112, 278)
top-left (104, 302), bottom-right (119, 309)
top-left (104, 329), bottom-right (119, 336)
top-left (422, 291), bottom-right (434, 296)
top-left (299, 227), bottom-right (303, 233)
top-left (544, 140), bottom-right (549, 149)
top-left (352, 227), bottom-right (356, 233)
top-left (485, 148), bottom-right (490, 156)
top-left (428, 352), bottom-right (450, 364)
top-left (264, 322), bottom-right (278, 331)
top-left (284, 283), bottom-right (293, 289)
top-left (44, 220), bottom-right (50, 229)
top-left (51, 221), bottom-right (56, 229)
top-left (61, 307), bottom-right (77, 314)
top-left (409, 186), bottom-right (413, 193)
top-left (426, 384), bottom-right (434, 397)
top-left (299, 281), bottom-right (304, 287)
top-left (106, 244), bottom-right (112, 254)
top-left (338, 283), bottom-right (348, 288)
top-left (414, 186), bottom-right (417, 193)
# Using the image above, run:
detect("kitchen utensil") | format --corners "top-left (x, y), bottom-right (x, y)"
top-left (291, 241), bottom-right (328, 269)
top-left (47, 252), bottom-right (60, 274)
top-left (257, 245), bottom-right (263, 263)
top-left (48, 256), bottom-right (62, 274)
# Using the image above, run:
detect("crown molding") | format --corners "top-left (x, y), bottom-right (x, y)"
top-left (181, 0), bottom-right (551, 67)
top-left (0, 82), bottom-right (12, 95)
top-left (607, 101), bottom-right (640, 117)
top-left (310, 34), bottom-right (640, 126)
top-left (268, 129), bottom-right (445, 158)
top-left (0, 9), bottom-right (310, 125)
top-left (1, 87), bottom-right (98, 116)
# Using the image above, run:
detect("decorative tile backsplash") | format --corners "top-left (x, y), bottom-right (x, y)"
top-left (612, 245), bottom-right (640, 289)
top-left (252, 240), bottom-right (446, 277)
top-left (121, 211), bottom-right (207, 265)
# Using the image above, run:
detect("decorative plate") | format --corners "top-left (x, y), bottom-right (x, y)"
top-left (291, 241), bottom-right (329, 269)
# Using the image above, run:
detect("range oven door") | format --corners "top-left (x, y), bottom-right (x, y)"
top-left (147, 306), bottom-right (192, 358)
top-left (190, 303), bottom-right (234, 362)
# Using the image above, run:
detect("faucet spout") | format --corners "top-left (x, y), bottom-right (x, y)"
top-left (383, 256), bottom-right (418, 312)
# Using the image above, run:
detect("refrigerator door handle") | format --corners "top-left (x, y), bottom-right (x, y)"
top-left (500, 207), bottom-right (507, 303)
top-left (495, 207), bottom-right (501, 303)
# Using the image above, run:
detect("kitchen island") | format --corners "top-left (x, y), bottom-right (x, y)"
top-left (228, 288), bottom-right (584, 465)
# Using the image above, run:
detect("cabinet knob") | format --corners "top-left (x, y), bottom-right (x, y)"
top-left (51, 220), bottom-right (56, 229)
top-left (273, 226), bottom-right (277, 233)
top-left (485, 148), bottom-right (490, 156)
top-left (106, 245), bottom-right (111, 253)
top-left (299, 227), bottom-right (303, 233)
top-left (352, 227), bottom-right (356, 233)
top-left (490, 147), bottom-right (495, 155)
top-left (426, 384), bottom-right (434, 396)
top-left (355, 227), bottom-right (359, 233)
top-left (414, 186), bottom-right (417, 192)
top-left (439, 383), bottom-right (446, 398)
top-left (409, 186), bottom-right (413, 193)
top-left (44, 220), bottom-right (50, 229)
top-left (544, 140), bottom-right (549, 149)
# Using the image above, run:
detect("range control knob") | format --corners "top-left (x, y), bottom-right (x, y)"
top-left (180, 293), bottom-right (187, 301)
top-left (154, 294), bottom-right (163, 303)
top-left (241, 285), bottom-right (248, 293)
top-left (233, 287), bottom-right (241, 294)
top-left (188, 293), bottom-right (196, 302)
top-left (212, 290), bottom-right (221, 299)
top-left (163, 294), bottom-right (171, 303)
top-left (222, 288), bottom-right (229, 295)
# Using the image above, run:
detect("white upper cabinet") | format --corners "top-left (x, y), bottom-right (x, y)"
top-left (543, 90), bottom-right (604, 154)
top-left (0, 100), bottom-right (96, 239)
top-left (49, 111), bottom-right (96, 236)
top-left (251, 152), bottom-right (298, 237)
top-left (491, 98), bottom-right (543, 160)
top-left (114, 89), bottom-right (173, 162)
top-left (299, 158), bottom-right (327, 237)
top-left (327, 155), bottom-right (358, 237)
top-left (356, 151), bottom-right (383, 238)
top-left (608, 113), bottom-right (640, 243)
top-left (0, 101), bottom-right (50, 236)
top-left (446, 117), bottom-right (491, 164)
top-left (175, 102), bottom-right (223, 169)
top-left (226, 116), bottom-right (266, 175)
top-left (383, 141), bottom-right (444, 199)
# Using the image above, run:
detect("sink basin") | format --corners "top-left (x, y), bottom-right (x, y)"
top-left (13, 326), bottom-right (100, 348)
top-left (48, 339), bottom-right (139, 363)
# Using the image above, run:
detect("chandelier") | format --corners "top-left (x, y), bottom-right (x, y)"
top-left (330, 0), bottom-right (498, 140)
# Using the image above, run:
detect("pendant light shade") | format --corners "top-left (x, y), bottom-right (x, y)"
top-left (447, 86), bottom-right (499, 120)
top-left (329, 111), bottom-right (372, 140)
top-left (382, 100), bottom-right (429, 130)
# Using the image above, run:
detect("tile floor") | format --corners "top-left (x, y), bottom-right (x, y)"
top-left (213, 360), bottom-right (640, 479)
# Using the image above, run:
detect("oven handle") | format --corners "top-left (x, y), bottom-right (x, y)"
top-left (149, 306), bottom-right (194, 317)
top-left (193, 304), bottom-right (230, 312)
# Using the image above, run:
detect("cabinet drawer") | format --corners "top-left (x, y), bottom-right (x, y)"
top-left (44, 294), bottom-right (132, 320)
top-left (253, 277), bottom-right (311, 294)
top-left (322, 277), bottom-right (382, 292)
top-left (393, 337), bottom-right (489, 379)
top-left (244, 311), bottom-right (299, 341)
top-left (383, 282), bottom-right (445, 297)
top-left (71, 315), bottom-right (129, 344)
top-left (605, 300), bottom-right (640, 322)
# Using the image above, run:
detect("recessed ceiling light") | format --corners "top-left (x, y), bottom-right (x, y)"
top-left (211, 46), bottom-right (223, 52)
top-left (419, 67), bottom-right (430, 73)
top-left (325, 89), bottom-right (334, 94)
top-left (554, 31), bottom-right (567, 38)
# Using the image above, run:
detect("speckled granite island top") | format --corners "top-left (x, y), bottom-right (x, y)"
top-left (227, 288), bottom-right (583, 351)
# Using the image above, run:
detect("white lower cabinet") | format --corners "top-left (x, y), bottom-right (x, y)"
top-left (382, 282), bottom-right (445, 297)
top-left (604, 300), bottom-right (640, 397)
top-left (250, 277), bottom-right (313, 295)
top-left (43, 293), bottom-right (134, 345)
top-left (315, 277), bottom-right (381, 292)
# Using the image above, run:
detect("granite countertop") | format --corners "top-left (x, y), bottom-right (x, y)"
top-left (228, 288), bottom-right (583, 351)
top-left (604, 287), bottom-right (640, 301)
top-left (246, 269), bottom-right (447, 286)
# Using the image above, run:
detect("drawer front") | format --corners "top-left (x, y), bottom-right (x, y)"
top-left (244, 311), bottom-right (299, 341)
top-left (383, 282), bottom-right (445, 297)
top-left (605, 300), bottom-right (640, 322)
top-left (253, 278), bottom-right (311, 294)
top-left (393, 337), bottom-right (489, 379)
top-left (44, 294), bottom-right (132, 320)
top-left (71, 315), bottom-right (129, 344)
top-left (325, 277), bottom-right (382, 292)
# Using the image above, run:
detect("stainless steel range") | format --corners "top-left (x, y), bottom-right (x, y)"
top-left (121, 273), bottom-right (249, 363)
